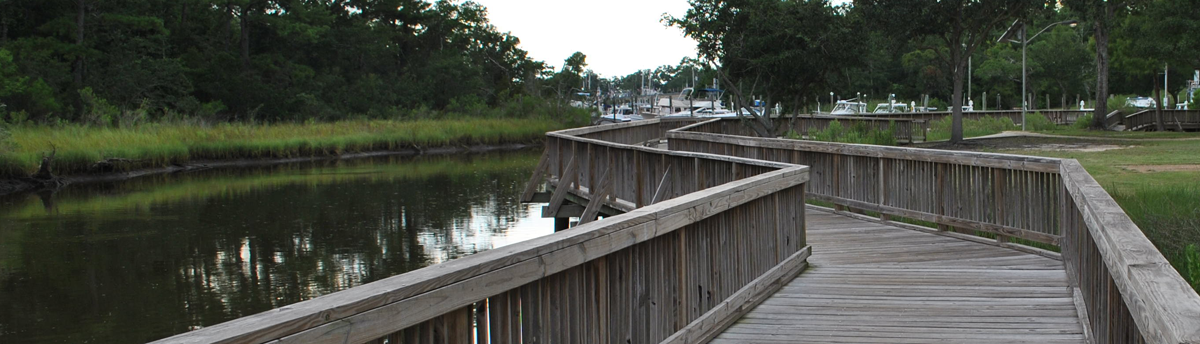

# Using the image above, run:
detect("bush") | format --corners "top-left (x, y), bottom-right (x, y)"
top-left (79, 87), bottom-right (120, 127)
top-left (1072, 113), bottom-right (1094, 130)
top-left (1025, 112), bottom-right (1058, 131)
top-left (804, 120), bottom-right (896, 146)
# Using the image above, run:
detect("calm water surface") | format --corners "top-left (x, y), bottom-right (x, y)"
top-left (0, 149), bottom-right (552, 343)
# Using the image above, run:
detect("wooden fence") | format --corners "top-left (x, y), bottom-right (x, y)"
top-left (676, 116), bottom-right (928, 143)
top-left (665, 118), bottom-right (1200, 344)
top-left (152, 118), bottom-right (811, 344)
top-left (1122, 109), bottom-right (1200, 131)
top-left (855, 109), bottom-right (1091, 126)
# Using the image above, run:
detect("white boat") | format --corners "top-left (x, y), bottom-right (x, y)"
top-left (830, 100), bottom-right (867, 115)
top-left (872, 102), bottom-right (910, 113)
top-left (595, 106), bottom-right (643, 124)
top-left (1125, 96), bottom-right (1157, 109)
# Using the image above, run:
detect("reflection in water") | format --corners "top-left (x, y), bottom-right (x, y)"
top-left (0, 150), bottom-right (552, 343)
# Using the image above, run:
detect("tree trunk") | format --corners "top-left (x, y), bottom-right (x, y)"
top-left (239, 5), bottom-right (251, 72)
top-left (179, 3), bottom-right (188, 29)
top-left (950, 56), bottom-right (965, 143)
top-left (222, 2), bottom-right (232, 50)
top-left (72, 0), bottom-right (86, 119)
top-left (1, 9), bottom-right (9, 44)
top-left (716, 69), bottom-right (774, 138)
top-left (1091, 7), bottom-right (1112, 129)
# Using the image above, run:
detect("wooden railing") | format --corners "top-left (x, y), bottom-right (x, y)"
top-left (571, 117), bottom-right (705, 145)
top-left (671, 119), bottom-right (1062, 246)
top-left (854, 109), bottom-right (1091, 125)
top-left (675, 116), bottom-right (927, 143)
top-left (665, 118), bottom-right (1200, 344)
top-left (1104, 110), bottom-right (1125, 129)
top-left (153, 118), bottom-right (811, 344)
top-left (1123, 109), bottom-right (1200, 131)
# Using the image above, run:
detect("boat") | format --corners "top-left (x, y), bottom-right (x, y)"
top-left (872, 102), bottom-right (910, 113)
top-left (1125, 96), bottom-right (1157, 109)
top-left (830, 100), bottom-right (867, 115)
top-left (595, 106), bottom-right (643, 124)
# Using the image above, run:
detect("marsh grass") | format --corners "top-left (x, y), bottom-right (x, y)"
top-left (1110, 184), bottom-right (1200, 285)
top-left (788, 120), bottom-right (898, 146)
top-left (997, 136), bottom-right (1200, 289)
top-left (0, 119), bottom-right (569, 178)
top-left (927, 115), bottom-right (1018, 141)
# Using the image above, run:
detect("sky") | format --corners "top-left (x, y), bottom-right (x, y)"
top-left (470, 0), bottom-right (700, 78)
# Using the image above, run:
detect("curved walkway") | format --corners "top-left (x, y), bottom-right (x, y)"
top-left (712, 208), bottom-right (1085, 344)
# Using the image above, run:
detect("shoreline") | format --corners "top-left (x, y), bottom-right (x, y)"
top-left (0, 142), bottom-right (538, 197)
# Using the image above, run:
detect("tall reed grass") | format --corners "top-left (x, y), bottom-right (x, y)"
top-left (0, 119), bottom-right (568, 179)
top-left (787, 120), bottom-right (898, 146)
top-left (926, 115), bottom-right (1018, 141)
top-left (1110, 184), bottom-right (1200, 287)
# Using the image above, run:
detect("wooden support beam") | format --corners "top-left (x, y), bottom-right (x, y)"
top-left (520, 149), bottom-right (551, 202)
top-left (528, 192), bottom-right (551, 203)
top-left (541, 204), bottom-right (585, 218)
top-left (650, 164), bottom-right (673, 205)
top-left (579, 167), bottom-right (613, 224)
top-left (545, 157), bottom-right (578, 216)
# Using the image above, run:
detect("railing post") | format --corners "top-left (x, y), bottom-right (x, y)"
top-left (993, 168), bottom-right (1007, 243)
top-left (635, 150), bottom-right (644, 207)
top-left (936, 163), bottom-right (949, 231)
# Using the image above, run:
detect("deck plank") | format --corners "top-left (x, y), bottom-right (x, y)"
top-left (710, 208), bottom-right (1085, 344)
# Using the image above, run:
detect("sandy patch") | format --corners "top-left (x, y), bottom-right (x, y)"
top-left (1002, 143), bottom-right (1132, 152)
top-left (1121, 164), bottom-right (1200, 173)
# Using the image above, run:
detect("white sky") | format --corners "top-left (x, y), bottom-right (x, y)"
top-left (470, 0), bottom-right (699, 78)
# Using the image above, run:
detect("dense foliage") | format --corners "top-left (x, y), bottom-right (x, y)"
top-left (1, 0), bottom-right (1196, 130)
top-left (634, 0), bottom-right (1198, 121)
top-left (0, 0), bottom-right (592, 124)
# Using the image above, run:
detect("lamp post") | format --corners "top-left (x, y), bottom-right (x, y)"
top-left (1000, 19), bottom-right (1078, 130)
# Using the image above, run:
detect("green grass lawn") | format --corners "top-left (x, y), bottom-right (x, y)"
top-left (993, 134), bottom-right (1200, 288)
top-left (0, 118), bottom-right (571, 179)
top-left (1031, 127), bottom-right (1200, 139)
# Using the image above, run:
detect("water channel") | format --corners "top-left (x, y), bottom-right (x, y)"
top-left (0, 149), bottom-right (551, 343)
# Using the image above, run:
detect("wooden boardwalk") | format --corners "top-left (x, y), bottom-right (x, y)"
top-left (713, 208), bottom-right (1086, 344)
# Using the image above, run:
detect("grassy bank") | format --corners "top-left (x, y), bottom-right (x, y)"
top-left (0, 118), bottom-right (570, 179)
top-left (1, 151), bottom-right (539, 220)
top-left (994, 135), bottom-right (1200, 289)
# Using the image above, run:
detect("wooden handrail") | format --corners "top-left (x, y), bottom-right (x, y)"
top-left (665, 118), bottom-right (1200, 344)
top-left (668, 128), bottom-right (1061, 172)
top-left (1060, 160), bottom-right (1200, 343)
top-left (1123, 109), bottom-right (1200, 131)
top-left (154, 119), bottom-right (811, 344)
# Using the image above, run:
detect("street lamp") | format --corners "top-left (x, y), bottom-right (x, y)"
top-left (999, 19), bottom-right (1078, 130)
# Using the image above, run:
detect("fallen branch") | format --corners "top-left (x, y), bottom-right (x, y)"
top-left (31, 146), bottom-right (57, 180)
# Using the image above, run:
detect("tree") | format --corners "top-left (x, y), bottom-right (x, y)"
top-left (858, 0), bottom-right (1042, 143)
top-left (669, 0), bottom-right (860, 137)
top-left (550, 52), bottom-right (587, 99)
top-left (0, 0), bottom-right (565, 123)
top-left (1063, 0), bottom-right (1138, 129)
top-left (976, 43), bottom-right (1025, 108)
top-left (1116, 0), bottom-right (1200, 104)
top-left (1027, 26), bottom-right (1094, 107)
